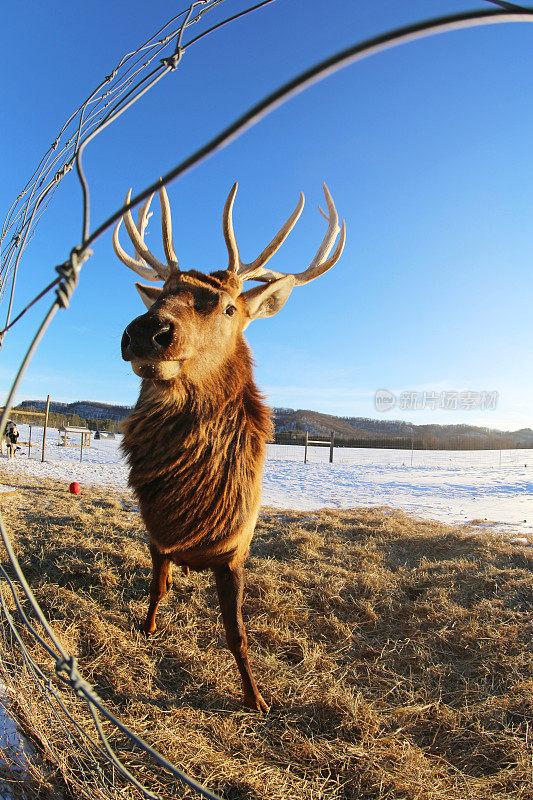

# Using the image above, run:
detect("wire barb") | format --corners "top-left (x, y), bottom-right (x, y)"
top-left (55, 247), bottom-right (92, 309)
top-left (55, 656), bottom-right (99, 701)
top-left (161, 47), bottom-right (183, 69)
top-left (54, 163), bottom-right (72, 182)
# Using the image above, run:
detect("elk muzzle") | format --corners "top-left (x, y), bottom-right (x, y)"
top-left (122, 314), bottom-right (185, 380)
top-left (121, 314), bottom-right (175, 360)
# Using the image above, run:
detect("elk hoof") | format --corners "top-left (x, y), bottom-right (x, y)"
top-left (140, 619), bottom-right (158, 636)
top-left (244, 692), bottom-right (269, 713)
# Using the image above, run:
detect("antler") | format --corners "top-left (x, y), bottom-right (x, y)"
top-left (223, 183), bottom-right (346, 285)
top-left (113, 186), bottom-right (179, 281)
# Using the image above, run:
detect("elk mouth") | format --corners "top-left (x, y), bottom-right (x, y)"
top-left (130, 359), bottom-right (184, 381)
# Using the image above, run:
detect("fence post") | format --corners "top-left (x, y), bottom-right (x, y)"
top-left (41, 394), bottom-right (50, 463)
top-left (304, 431), bottom-right (308, 464)
top-left (80, 435), bottom-right (84, 463)
top-left (411, 436), bottom-right (414, 467)
top-left (28, 425), bottom-right (32, 458)
top-left (329, 431), bottom-right (334, 463)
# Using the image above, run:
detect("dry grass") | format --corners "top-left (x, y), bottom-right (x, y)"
top-left (0, 469), bottom-right (532, 799)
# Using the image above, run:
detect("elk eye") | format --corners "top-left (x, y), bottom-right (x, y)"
top-left (224, 305), bottom-right (236, 317)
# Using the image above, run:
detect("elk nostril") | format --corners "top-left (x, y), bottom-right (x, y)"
top-left (153, 324), bottom-right (173, 350)
top-left (121, 329), bottom-right (132, 351)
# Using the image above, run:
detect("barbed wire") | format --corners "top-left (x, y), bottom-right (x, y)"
top-left (1, 3), bottom-right (533, 800)
top-left (0, 0), bottom-right (527, 337)
top-left (0, 0), bottom-right (276, 344)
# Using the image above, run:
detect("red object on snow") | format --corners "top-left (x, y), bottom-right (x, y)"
top-left (69, 482), bottom-right (81, 494)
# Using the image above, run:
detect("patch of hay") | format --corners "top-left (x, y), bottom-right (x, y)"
top-left (0, 470), bottom-right (531, 799)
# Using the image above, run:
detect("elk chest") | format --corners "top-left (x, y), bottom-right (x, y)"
top-left (121, 388), bottom-right (268, 567)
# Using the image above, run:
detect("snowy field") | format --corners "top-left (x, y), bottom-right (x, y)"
top-left (1, 424), bottom-right (531, 536)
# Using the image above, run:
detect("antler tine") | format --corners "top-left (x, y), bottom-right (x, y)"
top-left (237, 191), bottom-right (305, 280)
top-left (223, 182), bottom-right (240, 272)
top-left (113, 191), bottom-right (161, 282)
top-left (222, 183), bottom-right (305, 278)
top-left (134, 193), bottom-right (154, 261)
top-left (243, 183), bottom-right (345, 286)
top-left (122, 189), bottom-right (171, 279)
top-left (295, 182), bottom-right (345, 286)
top-left (158, 184), bottom-right (179, 270)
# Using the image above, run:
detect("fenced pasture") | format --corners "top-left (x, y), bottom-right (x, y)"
top-left (0, 472), bottom-right (532, 799)
top-left (3, 424), bottom-right (530, 534)
top-left (9, 423), bottom-right (531, 471)
top-left (4, 424), bottom-right (530, 538)
top-left (13, 423), bottom-right (124, 465)
top-left (2, 4), bottom-right (533, 798)
top-left (269, 442), bottom-right (530, 469)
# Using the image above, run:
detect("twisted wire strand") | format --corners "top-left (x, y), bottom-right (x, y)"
top-left (0, 578), bottom-right (118, 794)
top-left (0, 499), bottom-right (223, 800)
top-left (1, 4), bottom-right (533, 800)
top-left (0, 0), bottom-right (278, 342)
top-left (0, 0), bottom-right (227, 335)
top-left (0, 574), bottom-right (153, 798)
top-left (0, 0), bottom-right (219, 247)
top-left (0, 1), bottom-right (278, 342)
top-left (0, 5), bottom-right (193, 244)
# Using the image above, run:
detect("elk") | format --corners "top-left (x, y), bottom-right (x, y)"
top-left (113, 181), bottom-right (345, 711)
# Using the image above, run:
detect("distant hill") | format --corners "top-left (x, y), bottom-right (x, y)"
top-left (15, 400), bottom-right (533, 448)
top-left (273, 408), bottom-right (533, 449)
top-left (17, 399), bottom-right (132, 422)
top-left (273, 408), bottom-right (415, 439)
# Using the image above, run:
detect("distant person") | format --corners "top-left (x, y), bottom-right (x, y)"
top-left (2, 421), bottom-right (20, 457)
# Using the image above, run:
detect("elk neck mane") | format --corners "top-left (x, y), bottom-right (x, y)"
top-left (120, 332), bottom-right (272, 564)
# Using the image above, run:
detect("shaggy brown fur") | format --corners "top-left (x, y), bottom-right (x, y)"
top-left (122, 339), bottom-right (272, 568)
top-left (116, 182), bottom-right (344, 713)
top-left (121, 269), bottom-right (283, 711)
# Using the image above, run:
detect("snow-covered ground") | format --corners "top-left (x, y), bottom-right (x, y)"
top-left (1, 424), bottom-right (531, 536)
top-left (0, 682), bottom-right (33, 800)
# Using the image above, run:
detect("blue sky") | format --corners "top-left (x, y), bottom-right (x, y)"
top-left (1, 0), bottom-right (532, 430)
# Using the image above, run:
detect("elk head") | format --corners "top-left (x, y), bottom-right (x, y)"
top-left (113, 182), bottom-right (346, 385)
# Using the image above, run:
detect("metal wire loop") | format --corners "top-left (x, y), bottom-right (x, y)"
top-left (54, 164), bottom-right (73, 182)
top-left (161, 47), bottom-right (183, 69)
top-left (55, 246), bottom-right (92, 309)
top-left (55, 656), bottom-right (97, 701)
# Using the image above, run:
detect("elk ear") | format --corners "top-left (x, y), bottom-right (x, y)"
top-left (135, 283), bottom-right (163, 310)
top-left (240, 275), bottom-right (295, 326)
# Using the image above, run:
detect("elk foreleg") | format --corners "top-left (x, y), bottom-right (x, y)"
top-left (213, 562), bottom-right (268, 712)
top-left (143, 545), bottom-right (173, 635)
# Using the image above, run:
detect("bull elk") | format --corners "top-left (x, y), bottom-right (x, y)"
top-left (114, 182), bottom-right (346, 711)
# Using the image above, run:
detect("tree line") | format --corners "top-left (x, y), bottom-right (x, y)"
top-left (274, 431), bottom-right (529, 450)
top-left (11, 407), bottom-right (122, 433)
